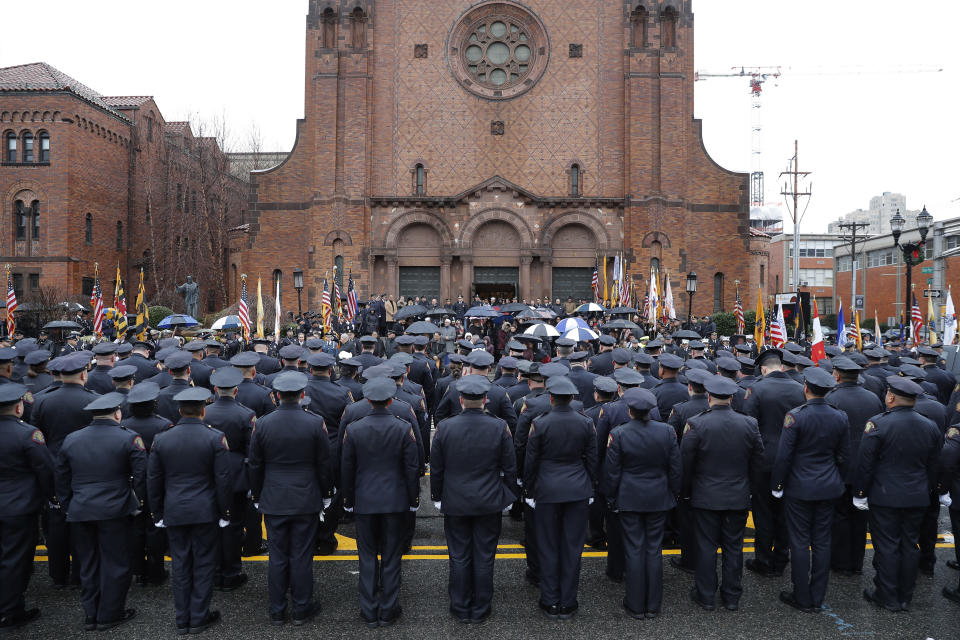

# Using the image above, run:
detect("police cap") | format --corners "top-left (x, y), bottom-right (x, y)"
top-left (568, 351), bottom-right (589, 363)
top-left (613, 367), bottom-right (645, 386)
top-left (447, 354), bottom-right (465, 365)
top-left (658, 353), bottom-right (684, 370)
top-left (716, 358), bottom-right (741, 373)
top-left (413, 335), bottom-right (430, 347)
top-left (126, 381), bottom-right (160, 404)
top-left (644, 339), bottom-right (663, 350)
top-left (830, 356), bottom-right (862, 372)
top-left (108, 365), bottom-right (137, 381)
top-left (623, 388), bottom-right (658, 412)
top-left (25, 350), bottom-right (51, 366)
top-left (386, 361), bottom-right (408, 378)
top-left (546, 376), bottom-right (578, 396)
top-left (703, 376), bottom-right (739, 398)
top-left (360, 364), bottom-right (392, 380)
top-left (92, 342), bottom-right (118, 356)
top-left (304, 338), bottom-right (325, 350)
top-left (464, 339), bottom-right (484, 350)
top-left (824, 345), bottom-right (842, 358)
top-left (155, 347), bottom-right (178, 362)
top-left (784, 343), bottom-right (805, 354)
top-left (170, 387), bottom-right (210, 403)
top-left (84, 392), bottom-right (127, 413)
top-left (204, 339), bottom-right (224, 350)
top-left (359, 335), bottom-right (378, 345)
top-left (555, 338), bottom-right (576, 348)
top-left (60, 352), bottom-right (93, 374)
top-left (230, 352), bottom-right (260, 367)
top-left (885, 375), bottom-right (924, 398)
top-left (307, 352), bottom-right (336, 368)
top-left (395, 335), bottom-right (416, 346)
top-left (456, 374), bottom-right (492, 398)
top-left (184, 341), bottom-right (206, 353)
top-left (46, 356), bottom-right (64, 373)
top-left (734, 344), bottom-right (752, 354)
top-left (116, 343), bottom-right (133, 356)
top-left (598, 335), bottom-right (616, 346)
top-left (466, 350), bottom-right (495, 368)
top-left (593, 376), bottom-right (619, 394)
top-left (210, 367), bottom-right (244, 388)
top-left (633, 351), bottom-right (655, 366)
top-left (863, 348), bottom-right (885, 360)
top-left (363, 377), bottom-right (398, 402)
top-left (802, 366), bottom-right (837, 390)
top-left (506, 340), bottom-right (526, 352)
top-left (0, 347), bottom-right (19, 363)
top-left (612, 348), bottom-right (634, 365)
top-left (684, 368), bottom-right (712, 385)
top-left (389, 352), bottom-right (414, 366)
top-left (688, 341), bottom-right (706, 350)
top-left (917, 346), bottom-right (940, 358)
top-left (499, 356), bottom-right (519, 369)
top-left (898, 364), bottom-right (926, 381)
top-left (272, 371), bottom-right (309, 393)
top-left (0, 383), bottom-right (29, 406)
top-left (898, 356), bottom-right (921, 366)
top-left (781, 351), bottom-right (799, 366)
top-left (164, 351), bottom-right (194, 371)
top-left (279, 345), bottom-right (305, 360)
top-left (794, 355), bottom-right (814, 368)
top-left (539, 363), bottom-right (569, 378)
top-left (339, 357), bottom-right (363, 368)
top-left (755, 348), bottom-right (783, 368)
top-left (684, 359), bottom-right (709, 371)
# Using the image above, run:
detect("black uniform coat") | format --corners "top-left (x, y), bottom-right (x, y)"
top-left (32, 382), bottom-right (97, 455)
top-left (340, 408), bottom-right (420, 514)
top-left (523, 405), bottom-right (597, 503)
top-left (0, 415), bottom-right (55, 516)
top-left (202, 397), bottom-right (256, 493)
top-left (603, 418), bottom-right (681, 512)
top-left (742, 371), bottom-right (805, 472)
top-left (825, 382), bottom-right (885, 484)
top-left (771, 399), bottom-right (850, 500)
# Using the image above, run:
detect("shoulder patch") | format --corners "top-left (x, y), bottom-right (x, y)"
top-left (864, 421), bottom-right (876, 434)
top-left (221, 434), bottom-right (229, 451)
top-left (409, 427), bottom-right (416, 442)
top-left (133, 436), bottom-right (145, 451)
top-left (31, 429), bottom-right (45, 444)
top-left (23, 391), bottom-right (33, 405)
top-left (744, 388), bottom-right (752, 400)
top-left (784, 414), bottom-right (796, 429)
top-left (521, 400), bottom-right (527, 413)
top-left (683, 423), bottom-right (691, 436)
top-left (948, 427), bottom-right (959, 439)
top-left (598, 407), bottom-right (604, 419)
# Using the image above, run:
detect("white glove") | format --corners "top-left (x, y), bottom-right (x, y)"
top-left (771, 490), bottom-right (784, 499)
top-left (246, 490), bottom-right (253, 498)
top-left (517, 479), bottom-right (523, 487)
top-left (940, 492), bottom-right (953, 508)
top-left (433, 501), bottom-right (441, 511)
top-left (323, 498), bottom-right (332, 510)
top-left (218, 519), bottom-right (229, 528)
top-left (588, 497), bottom-right (594, 505)
top-left (253, 503), bottom-right (260, 511)
top-left (155, 519), bottom-right (166, 528)
top-left (409, 505), bottom-right (419, 513)
top-left (47, 501), bottom-right (60, 510)
top-left (502, 505), bottom-right (512, 514)
top-left (524, 498), bottom-right (536, 509)
top-left (344, 506), bottom-right (354, 513)
top-left (853, 497), bottom-right (869, 511)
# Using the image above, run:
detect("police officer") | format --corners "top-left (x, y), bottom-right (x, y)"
top-left (524, 376), bottom-right (597, 620)
top-left (567, 352), bottom-right (598, 408)
top-left (436, 351), bottom-right (517, 433)
top-left (248, 372), bottom-right (331, 626)
top-left (855, 376), bottom-right (942, 612)
top-left (0, 383), bottom-right (54, 631)
top-left (126, 341), bottom-right (159, 382)
top-left (55, 392), bottom-right (146, 631)
top-left (203, 368), bottom-right (256, 591)
top-left (825, 356), bottom-right (884, 577)
top-left (681, 376), bottom-right (764, 611)
top-left (203, 340), bottom-right (231, 370)
top-left (742, 348), bottom-right (805, 578)
top-left (264, 345), bottom-right (304, 388)
top-left (230, 352), bottom-right (276, 418)
top-left (603, 388), bottom-right (681, 619)
top-left (252, 339), bottom-right (280, 375)
top-left (771, 367), bottom-right (850, 613)
top-left (341, 377), bottom-right (420, 628)
top-left (107, 365), bottom-right (137, 418)
top-left (651, 353), bottom-right (689, 420)
top-left (939, 424), bottom-right (960, 602)
top-left (23, 350), bottom-right (53, 394)
top-left (493, 356), bottom-right (520, 388)
top-left (336, 356), bottom-right (365, 401)
top-left (156, 351), bottom-right (195, 423)
top-left (434, 353), bottom-right (464, 406)
top-left (31, 351), bottom-right (99, 589)
top-left (185, 341), bottom-right (213, 390)
top-left (148, 387), bottom-right (231, 635)
top-left (84, 343), bottom-right (117, 394)
top-left (431, 375), bottom-right (517, 623)
top-left (586, 376), bottom-right (618, 550)
top-left (588, 335), bottom-right (616, 376)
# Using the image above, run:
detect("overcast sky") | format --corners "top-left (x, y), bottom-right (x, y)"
top-left (2, 1), bottom-right (956, 232)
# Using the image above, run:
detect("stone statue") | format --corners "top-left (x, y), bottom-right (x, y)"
top-left (176, 276), bottom-right (200, 318)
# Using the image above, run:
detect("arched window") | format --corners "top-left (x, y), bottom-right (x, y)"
top-left (116, 221), bottom-right (123, 250)
top-left (335, 255), bottom-right (345, 295)
top-left (273, 269), bottom-right (283, 308)
top-left (21, 131), bottom-right (33, 163)
top-left (571, 164), bottom-right (580, 196)
top-left (322, 8), bottom-right (337, 48)
top-left (31, 200), bottom-right (39, 240)
top-left (351, 7), bottom-right (366, 49)
top-left (650, 258), bottom-right (660, 279)
top-left (414, 163), bottom-right (425, 195)
top-left (38, 131), bottom-right (50, 162)
top-left (4, 131), bottom-right (16, 162)
top-left (631, 5), bottom-right (648, 48)
top-left (85, 213), bottom-right (93, 244)
top-left (661, 6), bottom-right (678, 48)
top-left (713, 272), bottom-right (724, 312)
top-left (15, 201), bottom-right (26, 239)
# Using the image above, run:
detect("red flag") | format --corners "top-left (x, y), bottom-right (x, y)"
top-left (810, 299), bottom-right (826, 364)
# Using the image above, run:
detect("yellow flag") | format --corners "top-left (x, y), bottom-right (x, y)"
top-left (854, 311), bottom-right (863, 351)
top-left (927, 292), bottom-right (937, 345)
top-left (754, 286), bottom-right (765, 346)
top-left (135, 268), bottom-right (147, 340)
top-left (602, 256), bottom-right (608, 303)
top-left (256, 276), bottom-right (264, 339)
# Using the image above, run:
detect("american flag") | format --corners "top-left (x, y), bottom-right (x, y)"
top-left (346, 271), bottom-right (358, 321)
top-left (91, 263), bottom-right (104, 337)
top-left (733, 286), bottom-right (745, 334)
top-left (238, 274), bottom-right (250, 340)
top-left (619, 270), bottom-right (629, 308)
top-left (114, 264), bottom-right (128, 340)
top-left (333, 270), bottom-right (342, 318)
top-left (911, 294), bottom-right (923, 343)
top-left (769, 303), bottom-right (787, 347)
top-left (591, 258), bottom-right (600, 302)
top-left (5, 267), bottom-right (16, 338)
top-left (321, 279), bottom-right (332, 330)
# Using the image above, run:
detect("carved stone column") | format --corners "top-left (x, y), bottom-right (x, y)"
top-left (519, 255), bottom-right (532, 301)
top-left (542, 257), bottom-right (553, 300)
top-left (440, 256), bottom-right (452, 302)
top-left (385, 256), bottom-right (398, 298)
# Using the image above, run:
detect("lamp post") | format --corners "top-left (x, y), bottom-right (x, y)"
top-left (686, 271), bottom-right (698, 328)
top-left (292, 268), bottom-right (304, 317)
top-left (890, 206), bottom-right (933, 342)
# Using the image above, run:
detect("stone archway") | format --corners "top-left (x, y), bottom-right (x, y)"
top-left (459, 208), bottom-right (535, 249)
top-left (382, 210), bottom-right (454, 248)
top-left (540, 210), bottom-right (611, 250)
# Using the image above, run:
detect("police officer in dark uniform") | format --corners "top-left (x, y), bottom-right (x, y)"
top-left (436, 351), bottom-right (517, 434)
top-left (524, 376), bottom-right (597, 621)
top-left (248, 372), bottom-right (331, 626)
top-left (939, 424), bottom-right (960, 602)
top-left (431, 375), bottom-right (518, 623)
top-left (264, 345), bottom-right (304, 388)
top-left (23, 350), bottom-right (53, 393)
top-left (742, 348), bottom-right (805, 578)
top-left (855, 375), bottom-right (941, 612)
top-left (202, 368), bottom-right (256, 591)
top-left (492, 356), bottom-right (520, 388)
top-left (148, 386), bottom-right (231, 634)
top-left (505, 360), bottom-right (533, 403)
top-left (631, 352), bottom-right (659, 389)
top-left (55, 391), bottom-right (146, 631)
top-left (32, 356), bottom-right (63, 400)
top-left (586, 376), bottom-right (618, 549)
top-left (919, 346), bottom-right (955, 403)
top-left (771, 367), bottom-right (850, 613)
top-left (185, 341), bottom-right (213, 390)
top-left (252, 339), bottom-right (280, 375)
top-left (825, 356), bottom-right (884, 577)
top-left (126, 341), bottom-right (159, 382)
top-left (341, 378), bottom-right (420, 628)
top-left (32, 351), bottom-right (99, 589)
top-left (603, 388), bottom-right (681, 619)
top-left (651, 353), bottom-right (689, 420)
top-left (0, 383), bottom-right (54, 631)
top-left (108, 365), bottom-right (137, 418)
top-left (588, 335), bottom-right (616, 376)
top-left (231, 352), bottom-right (276, 419)
top-left (715, 357), bottom-right (748, 412)
top-left (203, 340), bottom-right (231, 370)
top-left (156, 351), bottom-right (195, 424)
top-left (121, 381), bottom-right (172, 586)
top-left (355, 336), bottom-right (385, 370)
top-left (336, 357), bottom-right (365, 401)
top-left (434, 353), bottom-right (464, 406)
top-left (567, 351), bottom-right (598, 408)
top-left (84, 343), bottom-right (117, 394)
top-left (681, 376), bottom-right (764, 611)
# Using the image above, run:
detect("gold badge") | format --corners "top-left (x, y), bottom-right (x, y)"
top-left (683, 423), bottom-right (691, 436)
top-left (607, 433), bottom-right (614, 448)
top-left (744, 388), bottom-right (752, 400)
top-left (31, 430), bottom-right (45, 444)
top-left (221, 435), bottom-right (229, 451)
top-left (948, 427), bottom-right (959, 439)
top-left (784, 414), bottom-right (795, 429)
top-left (864, 421), bottom-right (876, 434)
top-left (133, 436), bottom-right (145, 451)
top-left (23, 391), bottom-right (33, 404)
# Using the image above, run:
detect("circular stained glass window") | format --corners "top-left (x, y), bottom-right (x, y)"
top-left (449, 2), bottom-right (550, 100)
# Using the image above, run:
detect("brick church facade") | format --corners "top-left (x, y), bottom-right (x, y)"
top-left (236, 0), bottom-right (769, 314)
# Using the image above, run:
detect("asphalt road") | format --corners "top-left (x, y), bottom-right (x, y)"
top-left (20, 485), bottom-right (959, 639)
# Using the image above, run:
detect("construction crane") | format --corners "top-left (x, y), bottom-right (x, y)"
top-left (695, 65), bottom-right (943, 208)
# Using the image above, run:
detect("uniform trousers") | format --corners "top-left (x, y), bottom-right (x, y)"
top-left (605, 508), bottom-right (624, 580)
top-left (130, 512), bottom-right (166, 583)
top-left (263, 514), bottom-right (319, 616)
top-left (751, 472), bottom-right (789, 572)
top-left (216, 492), bottom-right (246, 583)
top-left (784, 498), bottom-right (834, 608)
top-left (676, 499), bottom-right (696, 569)
top-left (241, 497), bottom-right (263, 556)
top-left (355, 513), bottom-right (406, 623)
top-left (587, 493), bottom-right (606, 545)
top-left (72, 517), bottom-right (132, 624)
top-left (0, 514), bottom-right (39, 617)
top-left (43, 505), bottom-right (74, 584)
top-left (951, 509), bottom-right (960, 569)
top-left (694, 508), bottom-right (748, 606)
top-left (443, 513), bottom-right (501, 621)
top-left (523, 502), bottom-right (539, 579)
top-left (167, 523), bottom-right (218, 629)
top-left (918, 492), bottom-right (942, 571)
top-left (619, 511), bottom-right (667, 615)
top-left (534, 500), bottom-right (588, 608)
top-left (831, 486), bottom-right (868, 573)
top-left (868, 506), bottom-right (924, 608)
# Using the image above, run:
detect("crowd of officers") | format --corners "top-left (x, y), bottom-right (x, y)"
top-left (1, 325), bottom-right (960, 632)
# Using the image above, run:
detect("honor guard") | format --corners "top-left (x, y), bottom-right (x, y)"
top-left (148, 386), bottom-right (231, 634)
top-left (56, 392), bottom-right (147, 631)
top-left (430, 375), bottom-right (518, 623)
top-left (247, 372), bottom-right (331, 626)
top-left (603, 388), bottom-right (681, 619)
top-left (770, 367), bottom-right (850, 613)
top-left (0, 384), bottom-right (55, 631)
top-left (341, 378), bottom-right (420, 628)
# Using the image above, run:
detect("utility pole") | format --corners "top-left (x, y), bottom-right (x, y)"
top-left (780, 140), bottom-right (812, 336)
top-left (837, 222), bottom-right (870, 322)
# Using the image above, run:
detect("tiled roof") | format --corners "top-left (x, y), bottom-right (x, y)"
top-left (164, 121), bottom-right (190, 135)
top-left (0, 62), bottom-right (127, 119)
top-left (101, 95), bottom-right (153, 109)
top-left (749, 227), bottom-right (771, 238)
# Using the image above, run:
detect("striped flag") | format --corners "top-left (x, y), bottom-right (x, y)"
top-left (754, 286), bottom-right (765, 347)
top-left (5, 266), bottom-right (16, 338)
top-left (274, 277), bottom-right (281, 342)
top-left (591, 258), bottom-right (600, 302)
top-left (810, 299), bottom-right (826, 363)
top-left (911, 295), bottom-right (923, 343)
top-left (321, 279), bottom-right (332, 331)
top-left (114, 264), bottom-right (128, 340)
top-left (346, 271), bottom-right (358, 321)
top-left (333, 267), bottom-right (342, 318)
top-left (91, 263), bottom-right (104, 337)
top-left (238, 274), bottom-right (250, 341)
top-left (135, 268), bottom-right (148, 340)
top-left (770, 303), bottom-right (787, 347)
top-left (837, 299), bottom-right (848, 348)
top-left (256, 276), bottom-right (264, 339)
top-left (733, 284), bottom-right (745, 334)
top-left (853, 311), bottom-right (863, 351)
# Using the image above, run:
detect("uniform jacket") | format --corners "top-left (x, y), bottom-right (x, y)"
top-left (771, 399), bottom-right (850, 500)
top-left (156, 378), bottom-right (192, 424)
top-left (825, 382), bottom-right (885, 484)
top-left (126, 353), bottom-right (160, 382)
top-left (340, 408), bottom-right (420, 514)
top-left (203, 397), bottom-right (256, 493)
top-left (742, 371), bottom-right (805, 472)
top-left (668, 394), bottom-right (710, 440)
top-left (0, 415), bottom-right (55, 517)
top-left (652, 378), bottom-right (694, 426)
top-left (567, 367), bottom-right (598, 409)
top-left (436, 380), bottom-right (517, 434)
top-left (121, 414), bottom-right (172, 453)
top-left (603, 418), bottom-right (681, 513)
top-left (588, 351), bottom-right (614, 376)
top-left (32, 382), bottom-right (97, 455)
top-left (84, 365), bottom-right (115, 395)
top-left (524, 405), bottom-right (597, 503)
top-left (236, 378), bottom-right (276, 417)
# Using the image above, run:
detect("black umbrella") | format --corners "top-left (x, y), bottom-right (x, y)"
top-left (424, 307), bottom-right (451, 317)
top-left (405, 321), bottom-right (441, 335)
top-left (499, 302), bottom-right (532, 313)
top-left (43, 320), bottom-right (82, 330)
top-left (602, 319), bottom-right (641, 332)
top-left (672, 329), bottom-right (702, 340)
top-left (607, 306), bottom-right (638, 315)
top-left (513, 333), bottom-right (543, 344)
top-left (394, 304), bottom-right (427, 320)
top-left (465, 305), bottom-right (500, 318)
top-left (533, 307), bottom-right (558, 318)
top-left (515, 309), bottom-right (542, 319)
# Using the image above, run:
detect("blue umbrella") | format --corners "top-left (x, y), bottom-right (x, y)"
top-left (556, 317), bottom-right (589, 333)
top-left (576, 302), bottom-right (604, 313)
top-left (157, 314), bottom-right (199, 328)
top-left (563, 327), bottom-right (599, 342)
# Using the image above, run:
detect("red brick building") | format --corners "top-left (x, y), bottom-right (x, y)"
top-left (768, 234), bottom-right (838, 315)
top-left (234, 0), bottom-right (768, 314)
top-left (0, 63), bottom-right (247, 316)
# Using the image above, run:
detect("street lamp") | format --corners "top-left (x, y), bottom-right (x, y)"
top-left (292, 268), bottom-right (304, 316)
top-left (686, 271), bottom-right (698, 327)
top-left (890, 206), bottom-right (933, 342)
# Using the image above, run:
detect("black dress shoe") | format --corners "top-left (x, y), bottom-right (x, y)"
top-left (0, 608), bottom-right (40, 630)
top-left (84, 616), bottom-right (97, 631)
top-left (779, 590), bottom-right (813, 613)
top-left (379, 606), bottom-right (402, 627)
top-left (721, 599), bottom-right (739, 611)
top-left (558, 603), bottom-right (578, 620)
top-left (270, 612), bottom-right (286, 626)
top-left (862, 589), bottom-right (901, 612)
top-left (644, 611), bottom-right (659, 619)
top-left (621, 600), bottom-right (644, 620)
top-left (471, 609), bottom-right (491, 625)
top-left (360, 613), bottom-right (379, 629)
top-left (188, 610), bottom-right (221, 634)
top-left (669, 556), bottom-right (696, 575)
top-left (292, 601), bottom-right (321, 626)
top-left (606, 571), bottom-right (624, 584)
top-left (943, 586), bottom-right (960, 604)
top-left (97, 608), bottom-right (136, 631)
top-left (539, 602), bottom-right (560, 620)
top-left (947, 560), bottom-right (960, 571)
top-left (745, 559), bottom-right (782, 577)
top-left (689, 588), bottom-right (715, 611)
top-left (218, 573), bottom-right (248, 592)
top-left (176, 625), bottom-right (189, 636)
top-left (315, 539), bottom-right (339, 556)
